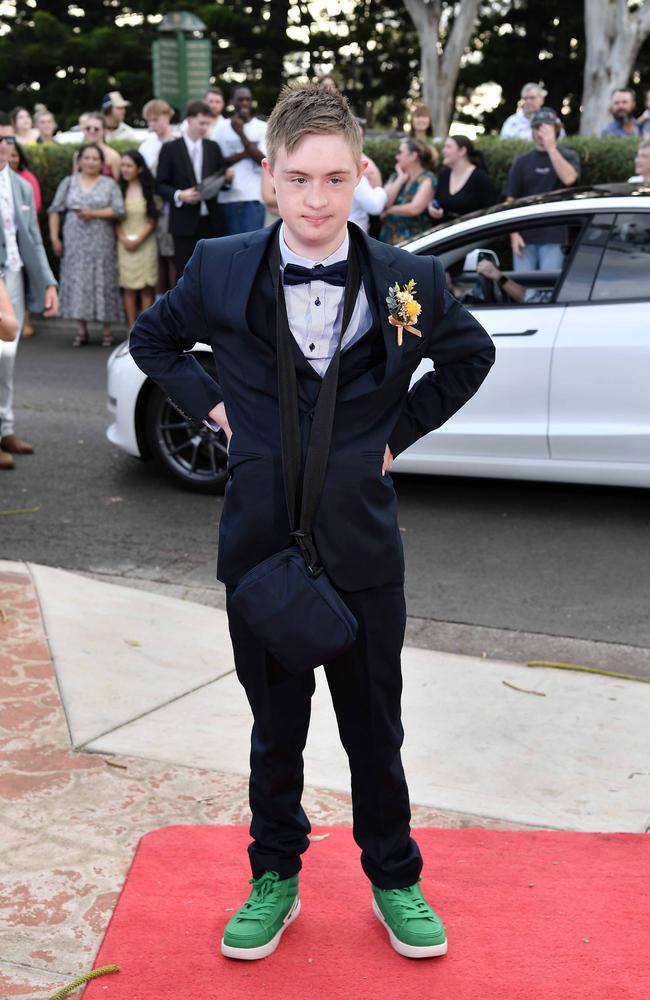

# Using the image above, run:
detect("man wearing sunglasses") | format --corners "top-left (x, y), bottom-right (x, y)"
top-left (73, 113), bottom-right (120, 180)
top-left (0, 111), bottom-right (58, 469)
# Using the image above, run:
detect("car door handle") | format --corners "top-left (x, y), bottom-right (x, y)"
top-left (491, 329), bottom-right (538, 337)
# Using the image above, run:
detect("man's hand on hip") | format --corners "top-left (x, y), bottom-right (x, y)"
top-left (208, 401), bottom-right (232, 444)
top-left (382, 444), bottom-right (393, 476)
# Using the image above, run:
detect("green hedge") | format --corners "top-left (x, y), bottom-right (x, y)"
top-left (20, 135), bottom-right (642, 275)
top-left (364, 136), bottom-right (641, 192)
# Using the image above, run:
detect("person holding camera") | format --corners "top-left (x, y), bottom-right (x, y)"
top-left (504, 107), bottom-right (580, 272)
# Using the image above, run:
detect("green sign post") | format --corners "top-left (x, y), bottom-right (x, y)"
top-left (152, 11), bottom-right (212, 113)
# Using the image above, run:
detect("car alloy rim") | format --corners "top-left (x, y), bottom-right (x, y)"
top-left (157, 398), bottom-right (227, 482)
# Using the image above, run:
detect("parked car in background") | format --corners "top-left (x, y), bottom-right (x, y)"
top-left (107, 183), bottom-right (650, 492)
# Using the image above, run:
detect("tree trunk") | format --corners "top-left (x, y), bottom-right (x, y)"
top-left (581, 0), bottom-right (650, 136)
top-left (402, 0), bottom-right (480, 137)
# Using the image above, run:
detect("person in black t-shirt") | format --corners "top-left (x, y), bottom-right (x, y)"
top-left (427, 135), bottom-right (497, 224)
top-left (504, 108), bottom-right (580, 272)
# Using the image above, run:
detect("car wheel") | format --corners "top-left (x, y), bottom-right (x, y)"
top-left (144, 373), bottom-right (228, 495)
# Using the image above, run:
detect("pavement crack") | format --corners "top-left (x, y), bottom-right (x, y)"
top-left (73, 667), bottom-right (237, 750)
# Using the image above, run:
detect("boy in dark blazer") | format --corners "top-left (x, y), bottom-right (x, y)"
top-left (156, 99), bottom-right (226, 277)
top-left (131, 84), bottom-right (495, 962)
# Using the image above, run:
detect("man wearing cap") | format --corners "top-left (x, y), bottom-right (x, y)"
top-left (102, 92), bottom-right (138, 141)
top-left (504, 107), bottom-right (580, 271)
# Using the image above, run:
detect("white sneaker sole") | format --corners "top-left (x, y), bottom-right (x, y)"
top-left (220, 896), bottom-right (301, 961)
top-left (372, 898), bottom-right (448, 959)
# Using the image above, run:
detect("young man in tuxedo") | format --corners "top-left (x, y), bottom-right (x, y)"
top-left (130, 84), bottom-right (495, 961)
top-left (156, 99), bottom-right (226, 278)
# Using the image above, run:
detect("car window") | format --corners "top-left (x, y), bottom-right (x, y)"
top-left (591, 213), bottom-right (650, 301)
top-left (417, 216), bottom-right (585, 307)
top-left (556, 214), bottom-right (613, 303)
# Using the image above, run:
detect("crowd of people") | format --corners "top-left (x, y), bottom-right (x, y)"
top-left (1, 77), bottom-right (650, 470)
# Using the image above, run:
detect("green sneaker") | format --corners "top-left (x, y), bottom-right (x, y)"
top-left (372, 879), bottom-right (448, 959)
top-left (221, 871), bottom-right (300, 960)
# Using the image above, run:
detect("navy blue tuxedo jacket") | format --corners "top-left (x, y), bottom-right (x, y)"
top-left (130, 222), bottom-right (495, 591)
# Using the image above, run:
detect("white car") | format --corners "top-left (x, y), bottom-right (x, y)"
top-left (107, 184), bottom-right (650, 492)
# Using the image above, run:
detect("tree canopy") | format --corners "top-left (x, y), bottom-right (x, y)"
top-left (1, 0), bottom-right (649, 134)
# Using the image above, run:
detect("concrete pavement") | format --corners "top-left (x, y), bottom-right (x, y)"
top-left (1, 560), bottom-right (649, 997)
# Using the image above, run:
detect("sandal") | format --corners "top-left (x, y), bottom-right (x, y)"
top-left (101, 332), bottom-right (114, 348)
top-left (72, 332), bottom-right (89, 347)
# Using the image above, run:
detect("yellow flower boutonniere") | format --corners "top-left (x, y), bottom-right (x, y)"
top-left (386, 279), bottom-right (423, 347)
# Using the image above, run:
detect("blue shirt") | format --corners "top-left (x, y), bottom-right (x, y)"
top-left (600, 120), bottom-right (641, 138)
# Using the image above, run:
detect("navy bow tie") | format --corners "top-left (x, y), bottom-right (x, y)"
top-left (283, 261), bottom-right (348, 287)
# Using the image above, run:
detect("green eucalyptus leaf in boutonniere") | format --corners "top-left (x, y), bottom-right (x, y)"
top-left (385, 278), bottom-right (423, 347)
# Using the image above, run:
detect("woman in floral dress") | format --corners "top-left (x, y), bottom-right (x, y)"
top-left (48, 143), bottom-right (125, 347)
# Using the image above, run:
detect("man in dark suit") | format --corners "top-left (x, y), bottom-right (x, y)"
top-left (130, 85), bottom-right (495, 962)
top-left (156, 99), bottom-right (226, 277)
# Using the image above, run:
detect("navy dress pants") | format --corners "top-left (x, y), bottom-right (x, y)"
top-left (226, 581), bottom-right (423, 890)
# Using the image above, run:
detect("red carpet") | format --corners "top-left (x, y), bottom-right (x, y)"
top-left (83, 825), bottom-right (649, 1000)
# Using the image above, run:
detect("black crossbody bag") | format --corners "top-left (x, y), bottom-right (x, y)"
top-left (230, 234), bottom-right (361, 674)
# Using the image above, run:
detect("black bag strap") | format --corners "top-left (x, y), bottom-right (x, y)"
top-left (269, 230), bottom-right (362, 574)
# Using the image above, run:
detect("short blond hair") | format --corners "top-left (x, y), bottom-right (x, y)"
top-left (142, 99), bottom-right (174, 120)
top-left (265, 82), bottom-right (362, 167)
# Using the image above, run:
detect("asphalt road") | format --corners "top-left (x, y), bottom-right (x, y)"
top-left (2, 320), bottom-right (649, 651)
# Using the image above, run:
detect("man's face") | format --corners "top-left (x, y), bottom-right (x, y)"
top-left (37, 113), bottom-right (55, 137)
top-left (611, 91), bottom-right (635, 120)
top-left (205, 91), bottom-right (224, 118)
top-left (522, 88), bottom-right (544, 116)
top-left (264, 133), bottom-right (362, 257)
top-left (108, 105), bottom-right (126, 123)
top-left (187, 113), bottom-right (212, 141)
top-left (0, 126), bottom-right (15, 168)
top-left (147, 113), bottom-right (171, 138)
top-left (83, 119), bottom-right (104, 143)
top-left (233, 89), bottom-right (252, 121)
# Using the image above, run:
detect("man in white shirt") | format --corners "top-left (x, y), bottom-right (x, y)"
top-left (214, 86), bottom-right (267, 234)
top-left (349, 175), bottom-right (387, 233)
top-left (0, 113), bottom-right (57, 469)
top-left (500, 83), bottom-right (546, 141)
top-left (204, 87), bottom-right (226, 140)
top-left (101, 91), bottom-right (138, 141)
top-left (139, 99), bottom-right (178, 173)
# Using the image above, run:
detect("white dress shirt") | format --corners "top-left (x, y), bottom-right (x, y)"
top-left (280, 224), bottom-right (372, 376)
top-left (174, 135), bottom-right (208, 215)
top-left (214, 117), bottom-right (267, 204)
top-left (349, 176), bottom-right (388, 232)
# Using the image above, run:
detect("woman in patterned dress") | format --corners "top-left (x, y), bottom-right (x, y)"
top-left (48, 143), bottom-right (125, 347)
top-left (116, 150), bottom-right (159, 329)
top-left (379, 139), bottom-right (436, 245)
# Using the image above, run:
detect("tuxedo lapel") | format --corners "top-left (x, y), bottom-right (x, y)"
top-left (224, 221), bottom-right (281, 336)
top-left (177, 138), bottom-right (197, 185)
top-left (225, 221), bottom-right (315, 404)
